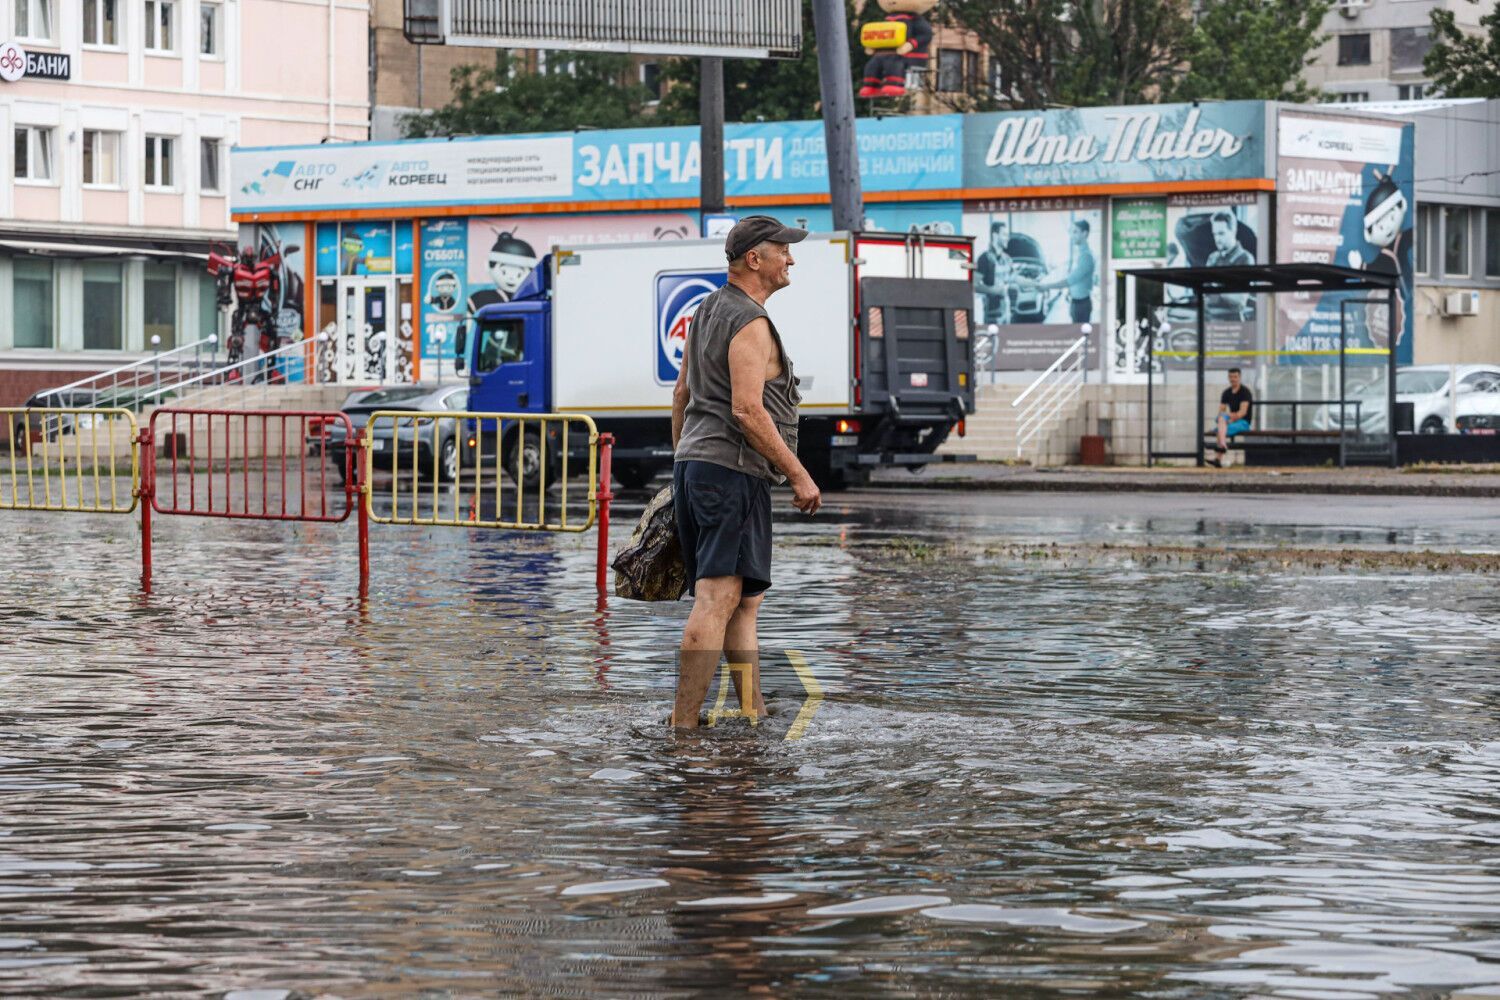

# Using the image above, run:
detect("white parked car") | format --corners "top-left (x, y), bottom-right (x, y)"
top-left (1398, 364), bottom-right (1500, 434)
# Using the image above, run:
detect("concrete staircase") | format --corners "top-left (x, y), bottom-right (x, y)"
top-left (939, 381), bottom-right (1086, 466)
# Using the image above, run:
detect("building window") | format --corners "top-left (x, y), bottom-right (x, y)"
top-left (12, 258), bottom-right (55, 350)
top-left (144, 134), bottom-right (175, 189)
top-left (144, 0), bottom-right (175, 53)
top-left (200, 138), bottom-right (221, 192)
top-left (1332, 91), bottom-right (1370, 103)
top-left (639, 62), bottom-right (661, 102)
top-left (1486, 209), bottom-right (1500, 278)
top-left (82, 261), bottom-right (124, 351)
top-left (1396, 83), bottom-right (1426, 101)
top-left (937, 49), bottom-right (964, 92)
top-left (1444, 205), bottom-right (1471, 277)
top-left (144, 263), bottom-right (177, 351)
top-left (1337, 33), bottom-right (1371, 66)
top-left (15, 0), bottom-right (54, 42)
top-left (1389, 26), bottom-right (1432, 74)
top-left (83, 0), bottom-right (119, 46)
top-left (82, 130), bottom-right (121, 187)
top-left (13, 126), bottom-right (54, 182)
top-left (200, 1), bottom-right (221, 56)
top-left (1415, 204), bottom-right (1434, 275)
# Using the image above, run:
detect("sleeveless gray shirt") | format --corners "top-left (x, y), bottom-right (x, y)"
top-left (675, 283), bottom-right (801, 484)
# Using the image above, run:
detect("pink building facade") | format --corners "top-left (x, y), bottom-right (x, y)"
top-left (0, 0), bottom-right (368, 402)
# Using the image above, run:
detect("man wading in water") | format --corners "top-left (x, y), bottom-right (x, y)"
top-left (669, 216), bottom-right (822, 728)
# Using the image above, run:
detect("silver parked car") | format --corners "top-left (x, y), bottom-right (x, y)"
top-left (322, 385), bottom-right (469, 483)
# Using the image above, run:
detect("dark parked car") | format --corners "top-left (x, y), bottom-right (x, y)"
top-left (323, 385), bottom-right (469, 483)
top-left (10, 390), bottom-right (105, 453)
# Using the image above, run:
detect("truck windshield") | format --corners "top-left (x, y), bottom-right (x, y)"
top-left (476, 319), bottom-right (525, 373)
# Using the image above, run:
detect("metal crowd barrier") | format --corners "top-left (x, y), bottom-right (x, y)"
top-left (361, 410), bottom-right (614, 594)
top-left (1, 407), bottom-right (140, 514)
top-left (0, 405), bottom-right (615, 600)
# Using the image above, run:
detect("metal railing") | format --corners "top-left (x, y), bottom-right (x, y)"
top-left (1011, 335), bottom-right (1088, 459)
top-left (363, 411), bottom-right (601, 532)
top-left (1, 407), bottom-right (140, 514)
top-left (128, 335), bottom-right (322, 412)
top-left (35, 335), bottom-right (222, 409)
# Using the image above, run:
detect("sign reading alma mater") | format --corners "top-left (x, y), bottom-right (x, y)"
top-left (962, 101), bottom-right (1268, 189)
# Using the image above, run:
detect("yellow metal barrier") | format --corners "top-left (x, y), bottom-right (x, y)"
top-left (1, 407), bottom-right (139, 514)
top-left (361, 411), bottom-right (600, 532)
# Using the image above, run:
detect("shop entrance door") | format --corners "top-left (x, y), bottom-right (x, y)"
top-left (338, 278), bottom-right (399, 384)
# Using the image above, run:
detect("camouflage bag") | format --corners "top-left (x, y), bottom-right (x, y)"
top-left (611, 485), bottom-right (688, 601)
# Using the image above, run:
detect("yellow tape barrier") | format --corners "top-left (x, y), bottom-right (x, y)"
top-left (1, 407), bottom-right (140, 514)
top-left (362, 411), bottom-right (599, 532)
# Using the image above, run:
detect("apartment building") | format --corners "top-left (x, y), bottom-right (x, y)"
top-left (1301, 0), bottom-right (1488, 102)
top-left (0, 0), bottom-right (369, 403)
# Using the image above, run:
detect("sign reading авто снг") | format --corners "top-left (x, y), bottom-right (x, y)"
top-left (963, 101), bottom-right (1266, 189)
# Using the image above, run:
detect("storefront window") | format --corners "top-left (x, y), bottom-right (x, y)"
top-left (13, 258), bottom-right (54, 349)
top-left (144, 262), bottom-right (177, 350)
top-left (199, 272), bottom-right (221, 342)
top-left (82, 261), bottom-right (124, 350)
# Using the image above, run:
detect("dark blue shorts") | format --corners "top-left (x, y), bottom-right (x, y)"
top-left (673, 460), bottom-right (773, 597)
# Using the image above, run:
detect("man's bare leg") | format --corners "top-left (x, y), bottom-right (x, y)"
top-left (1216, 414), bottom-right (1229, 452)
top-left (673, 575), bottom-right (742, 729)
top-left (725, 592), bottom-right (766, 718)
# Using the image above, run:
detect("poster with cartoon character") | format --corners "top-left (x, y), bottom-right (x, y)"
top-left (1275, 112), bottom-right (1415, 364)
top-left (463, 212), bottom-right (699, 315)
top-left (420, 219), bottom-right (469, 362)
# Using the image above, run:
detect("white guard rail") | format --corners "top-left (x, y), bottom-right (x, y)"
top-left (1011, 335), bottom-right (1089, 459)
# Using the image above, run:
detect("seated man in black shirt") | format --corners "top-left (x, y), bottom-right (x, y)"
top-left (1211, 367), bottom-right (1253, 467)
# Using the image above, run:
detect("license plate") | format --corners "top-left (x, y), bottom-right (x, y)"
top-left (830, 434), bottom-right (859, 447)
top-left (371, 439), bottom-right (386, 451)
top-left (910, 372), bottom-right (929, 388)
top-left (1467, 428), bottom-right (1496, 435)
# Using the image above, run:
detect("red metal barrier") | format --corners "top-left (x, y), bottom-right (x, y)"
top-left (141, 408), bottom-right (366, 594)
top-left (596, 433), bottom-right (614, 599)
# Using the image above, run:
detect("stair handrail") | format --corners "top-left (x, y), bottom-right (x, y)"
top-left (1011, 334), bottom-right (1090, 459)
top-left (128, 334), bottom-right (326, 409)
top-left (35, 335), bottom-right (221, 405)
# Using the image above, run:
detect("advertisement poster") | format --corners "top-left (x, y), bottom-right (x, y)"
top-left (1108, 194), bottom-right (1263, 376)
top-left (419, 219), bottom-right (468, 362)
top-left (235, 222), bottom-right (308, 380)
top-left (962, 198), bottom-right (1103, 369)
top-left (963, 101), bottom-right (1266, 190)
top-left (463, 212), bottom-right (698, 314)
top-left (1275, 112), bottom-right (1415, 364)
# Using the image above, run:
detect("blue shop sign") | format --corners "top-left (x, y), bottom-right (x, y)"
top-left (963, 101), bottom-right (1267, 189)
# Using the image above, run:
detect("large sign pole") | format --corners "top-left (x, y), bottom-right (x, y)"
top-left (811, 0), bottom-right (863, 232)
top-left (700, 57), bottom-right (726, 223)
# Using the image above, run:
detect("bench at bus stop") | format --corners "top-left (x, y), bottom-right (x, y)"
top-left (1202, 398), bottom-right (1352, 465)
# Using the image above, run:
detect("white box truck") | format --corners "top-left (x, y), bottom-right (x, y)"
top-left (457, 231), bottom-right (976, 489)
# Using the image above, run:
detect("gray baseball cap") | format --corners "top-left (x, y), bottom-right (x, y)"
top-left (724, 215), bottom-right (808, 262)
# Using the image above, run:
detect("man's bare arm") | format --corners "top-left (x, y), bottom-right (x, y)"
top-left (728, 319), bottom-right (803, 479)
top-left (671, 350), bottom-right (690, 450)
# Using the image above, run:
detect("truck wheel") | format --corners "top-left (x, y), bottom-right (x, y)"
top-left (803, 451), bottom-right (860, 492)
top-left (613, 462), bottom-right (656, 490)
top-left (505, 428), bottom-right (562, 486)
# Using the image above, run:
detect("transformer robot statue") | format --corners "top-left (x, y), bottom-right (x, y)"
top-left (206, 244), bottom-right (286, 383)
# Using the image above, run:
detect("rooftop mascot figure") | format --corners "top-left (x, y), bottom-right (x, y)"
top-left (858, 0), bottom-right (936, 98)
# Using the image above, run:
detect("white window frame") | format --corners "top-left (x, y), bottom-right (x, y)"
top-left (82, 129), bottom-right (123, 188)
top-left (144, 133), bottom-right (176, 190)
top-left (15, 0), bottom-right (56, 43)
top-left (144, 0), bottom-right (177, 54)
top-left (200, 1), bottom-right (223, 58)
top-left (82, 0), bottom-right (122, 49)
top-left (13, 125), bottom-right (56, 185)
top-left (200, 137), bottom-right (221, 193)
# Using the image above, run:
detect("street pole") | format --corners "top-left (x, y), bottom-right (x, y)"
top-left (811, 0), bottom-right (863, 233)
top-left (700, 57), bottom-right (725, 230)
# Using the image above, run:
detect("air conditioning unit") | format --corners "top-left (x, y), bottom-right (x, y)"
top-left (1336, 0), bottom-right (1367, 18)
top-left (1443, 290), bottom-right (1480, 316)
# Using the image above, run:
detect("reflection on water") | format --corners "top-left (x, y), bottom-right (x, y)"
top-left (1, 487), bottom-right (1498, 997)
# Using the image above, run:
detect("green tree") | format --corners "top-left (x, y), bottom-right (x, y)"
top-left (945, 0), bottom-right (1329, 109)
top-left (401, 53), bottom-right (657, 137)
top-left (1170, 0), bottom-right (1331, 102)
top-left (1425, 1), bottom-right (1500, 98)
top-left (652, 0), bottom-right (864, 125)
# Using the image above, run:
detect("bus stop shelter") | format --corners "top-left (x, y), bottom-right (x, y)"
top-left (1129, 263), bottom-right (1400, 468)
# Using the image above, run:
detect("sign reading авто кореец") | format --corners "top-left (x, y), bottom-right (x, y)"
top-left (962, 101), bottom-right (1267, 189)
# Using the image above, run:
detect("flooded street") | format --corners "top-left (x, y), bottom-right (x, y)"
top-left (2, 485), bottom-right (1499, 998)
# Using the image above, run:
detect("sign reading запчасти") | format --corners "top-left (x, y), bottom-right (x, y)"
top-left (962, 101), bottom-right (1266, 189)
